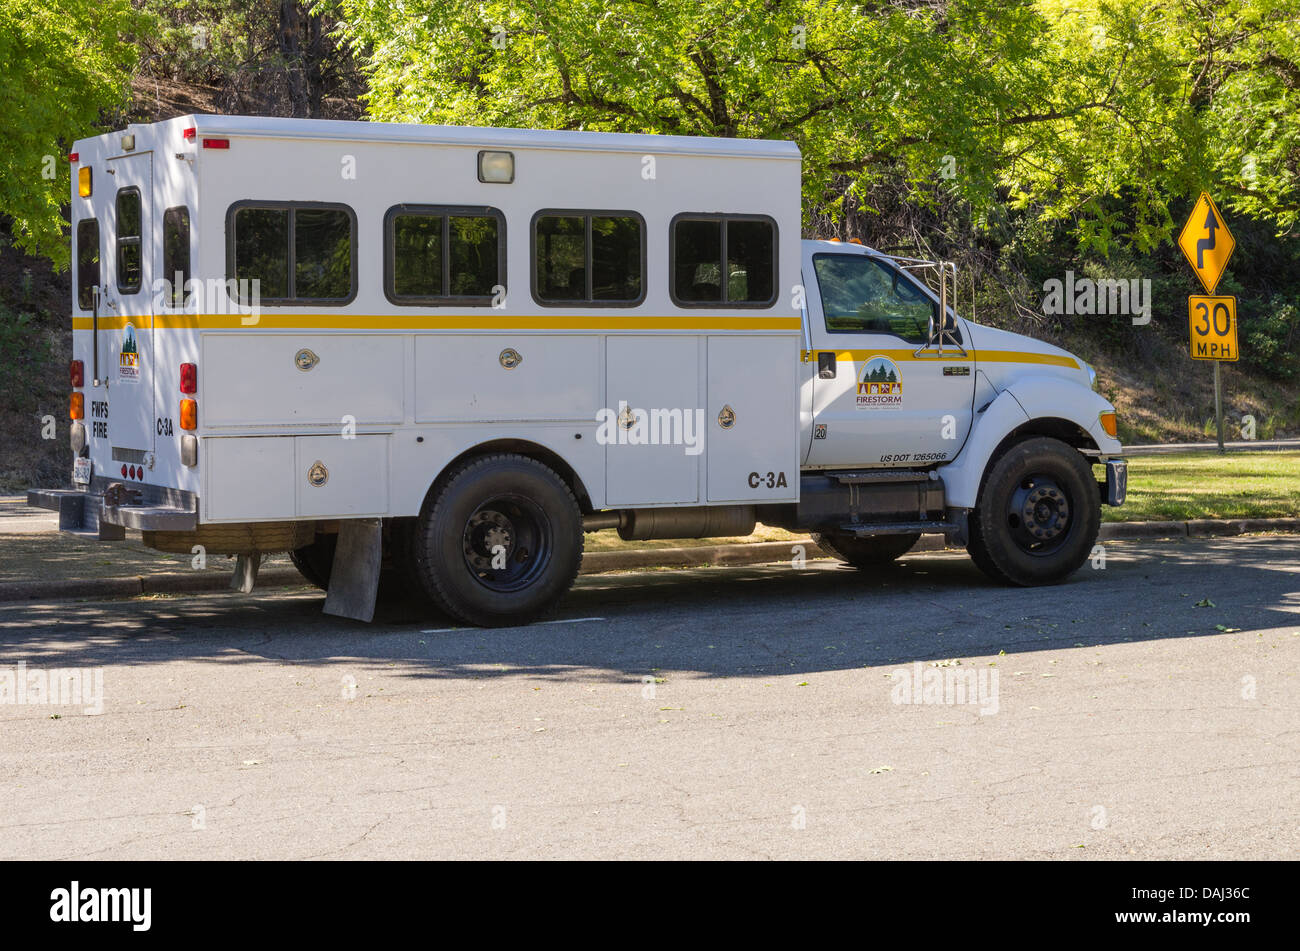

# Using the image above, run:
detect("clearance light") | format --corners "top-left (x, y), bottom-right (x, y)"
top-left (121, 134), bottom-right (136, 152)
top-left (202, 138), bottom-right (229, 150)
top-left (180, 399), bottom-right (198, 431)
top-left (183, 128), bottom-right (196, 141)
top-left (77, 167), bottom-right (92, 198)
top-left (68, 152), bottom-right (79, 163)
top-left (478, 150), bottom-right (514, 183)
top-left (69, 360), bottom-right (84, 387)
top-left (179, 362), bottom-right (197, 394)
top-left (69, 392), bottom-right (84, 420)
top-left (1099, 411), bottom-right (1118, 438)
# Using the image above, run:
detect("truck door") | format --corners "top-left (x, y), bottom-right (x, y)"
top-left (803, 248), bottom-right (974, 468)
top-left (101, 152), bottom-right (156, 466)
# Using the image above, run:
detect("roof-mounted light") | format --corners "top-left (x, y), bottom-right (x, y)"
top-left (478, 150), bottom-right (514, 184)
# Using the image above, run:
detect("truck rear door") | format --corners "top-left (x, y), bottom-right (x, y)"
top-left (803, 248), bottom-right (974, 468)
top-left (101, 152), bottom-right (156, 474)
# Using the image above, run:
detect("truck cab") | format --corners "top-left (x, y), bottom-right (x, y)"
top-left (774, 237), bottom-right (1126, 584)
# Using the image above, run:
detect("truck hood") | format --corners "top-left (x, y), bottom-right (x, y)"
top-left (962, 320), bottom-right (1092, 392)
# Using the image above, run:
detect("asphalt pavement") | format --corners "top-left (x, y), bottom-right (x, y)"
top-left (1, 535), bottom-right (1295, 860)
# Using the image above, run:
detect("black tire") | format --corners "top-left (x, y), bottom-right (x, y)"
top-left (413, 454), bottom-right (583, 627)
top-left (812, 531), bottom-right (920, 568)
top-left (289, 534), bottom-right (337, 589)
top-left (966, 436), bottom-right (1100, 586)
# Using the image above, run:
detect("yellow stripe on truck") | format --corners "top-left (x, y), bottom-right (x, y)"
top-left (73, 314), bottom-right (804, 332)
top-left (799, 348), bottom-right (1078, 369)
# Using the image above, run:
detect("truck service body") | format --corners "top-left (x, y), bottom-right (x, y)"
top-left (32, 115), bottom-right (1127, 626)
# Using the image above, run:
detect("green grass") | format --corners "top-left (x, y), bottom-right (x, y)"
top-left (1104, 450), bottom-right (1300, 522)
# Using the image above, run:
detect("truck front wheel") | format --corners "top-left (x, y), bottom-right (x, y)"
top-left (966, 437), bottom-right (1100, 586)
top-left (812, 532), bottom-right (920, 569)
top-left (414, 454), bottom-right (584, 627)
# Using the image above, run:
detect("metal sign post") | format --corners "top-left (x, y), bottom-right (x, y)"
top-left (1214, 362), bottom-right (1224, 452)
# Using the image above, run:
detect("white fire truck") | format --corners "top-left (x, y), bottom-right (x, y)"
top-left (31, 116), bottom-right (1126, 626)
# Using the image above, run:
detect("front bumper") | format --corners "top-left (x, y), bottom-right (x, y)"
top-left (1101, 458), bottom-right (1127, 506)
top-left (28, 478), bottom-right (197, 537)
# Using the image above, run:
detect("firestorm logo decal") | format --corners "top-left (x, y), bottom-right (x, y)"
top-left (856, 355), bottom-right (902, 408)
top-left (118, 323), bottom-right (140, 384)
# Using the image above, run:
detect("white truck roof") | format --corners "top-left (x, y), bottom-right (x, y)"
top-left (94, 114), bottom-right (802, 162)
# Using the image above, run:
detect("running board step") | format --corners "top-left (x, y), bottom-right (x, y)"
top-left (830, 469), bottom-right (940, 485)
top-left (839, 521), bottom-right (958, 537)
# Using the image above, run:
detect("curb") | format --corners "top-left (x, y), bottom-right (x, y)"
top-left (2, 519), bottom-right (1299, 604)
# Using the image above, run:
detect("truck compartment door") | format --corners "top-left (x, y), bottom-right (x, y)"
top-left (604, 336), bottom-right (700, 505)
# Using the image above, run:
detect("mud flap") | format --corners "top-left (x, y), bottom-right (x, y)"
top-left (322, 518), bottom-right (382, 623)
top-left (231, 553), bottom-right (260, 593)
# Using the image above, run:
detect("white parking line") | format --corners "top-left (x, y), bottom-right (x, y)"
top-left (419, 616), bottom-right (606, 634)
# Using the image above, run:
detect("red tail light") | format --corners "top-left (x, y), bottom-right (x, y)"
top-left (69, 359), bottom-right (84, 387)
top-left (202, 138), bottom-right (229, 150)
top-left (179, 362), bottom-right (197, 394)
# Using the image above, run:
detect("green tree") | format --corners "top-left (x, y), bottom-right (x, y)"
top-left (329, 0), bottom-right (1299, 250)
top-left (0, 0), bottom-right (147, 268)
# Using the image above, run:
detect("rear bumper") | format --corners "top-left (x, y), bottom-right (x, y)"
top-left (28, 479), bottom-right (198, 535)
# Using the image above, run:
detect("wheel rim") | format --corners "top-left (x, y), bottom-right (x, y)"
top-left (461, 494), bottom-right (552, 593)
top-left (1006, 473), bottom-right (1073, 556)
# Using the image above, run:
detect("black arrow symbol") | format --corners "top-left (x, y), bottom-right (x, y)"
top-left (1196, 206), bottom-right (1218, 269)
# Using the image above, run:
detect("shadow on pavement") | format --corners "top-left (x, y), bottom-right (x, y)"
top-left (2, 537), bottom-right (1297, 682)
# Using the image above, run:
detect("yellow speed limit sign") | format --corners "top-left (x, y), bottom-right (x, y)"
top-left (1188, 295), bottom-right (1238, 361)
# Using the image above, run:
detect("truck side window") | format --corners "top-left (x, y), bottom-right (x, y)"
top-left (76, 219), bottom-right (100, 311)
top-left (671, 214), bottom-right (777, 307)
top-left (533, 211), bottom-right (644, 306)
top-left (162, 206), bottom-right (191, 308)
top-left (229, 202), bottom-right (355, 304)
top-left (116, 188), bottom-right (142, 294)
top-left (813, 254), bottom-right (946, 344)
top-left (386, 206), bottom-right (504, 304)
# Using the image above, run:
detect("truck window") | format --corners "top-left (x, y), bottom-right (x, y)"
top-left (533, 212), bottom-right (644, 306)
top-left (813, 253), bottom-right (944, 344)
top-left (162, 206), bottom-right (190, 308)
top-left (229, 202), bottom-right (355, 304)
top-left (76, 219), bottom-right (100, 311)
top-left (671, 215), bottom-right (776, 307)
top-left (385, 206), bottom-right (504, 304)
top-left (116, 188), bottom-right (142, 294)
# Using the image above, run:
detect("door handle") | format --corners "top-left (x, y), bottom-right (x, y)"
top-left (817, 351), bottom-right (836, 379)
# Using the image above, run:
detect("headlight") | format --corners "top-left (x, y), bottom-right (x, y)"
top-left (1086, 362), bottom-right (1098, 392)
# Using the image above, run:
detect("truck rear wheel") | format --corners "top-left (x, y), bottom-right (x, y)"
top-left (966, 437), bottom-right (1100, 586)
top-left (413, 454), bottom-right (583, 627)
top-left (812, 532), bottom-right (920, 568)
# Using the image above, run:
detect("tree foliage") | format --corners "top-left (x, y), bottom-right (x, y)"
top-left (0, 0), bottom-right (145, 268)
top-left (330, 0), bottom-right (1300, 250)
